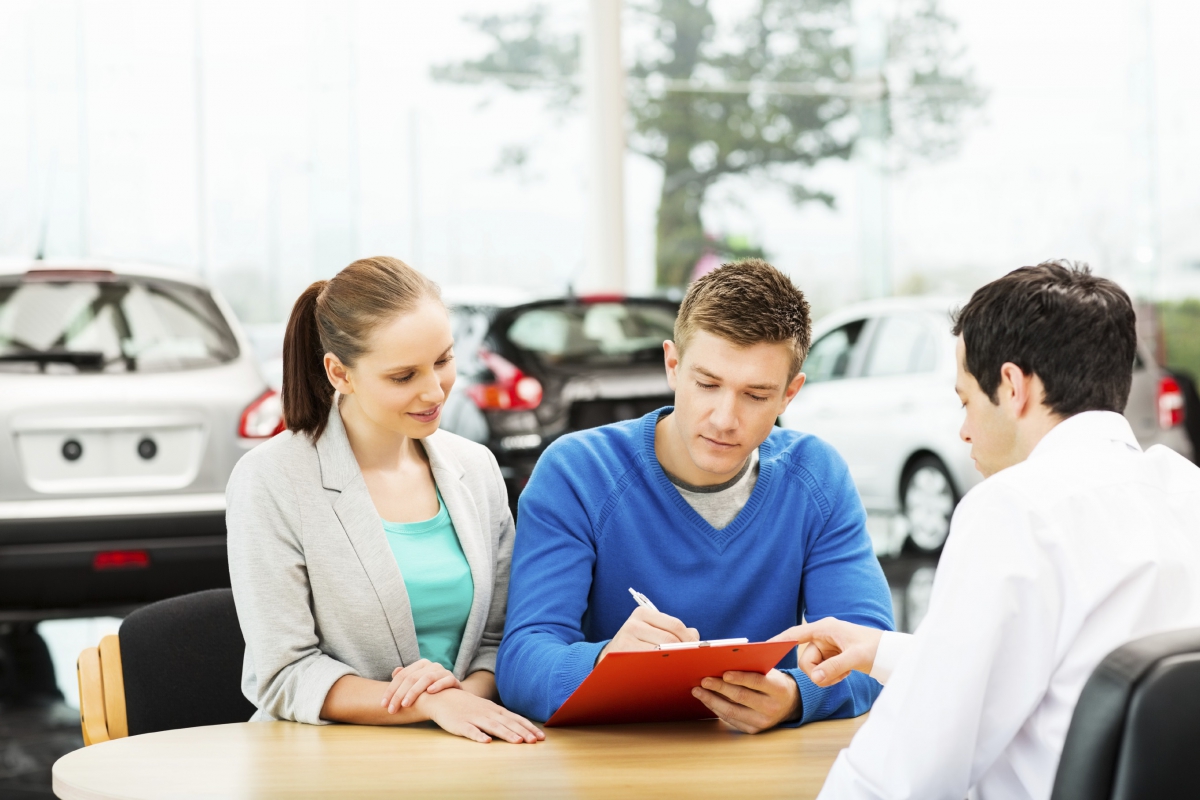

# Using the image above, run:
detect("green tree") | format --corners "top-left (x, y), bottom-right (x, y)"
top-left (435, 0), bottom-right (982, 288)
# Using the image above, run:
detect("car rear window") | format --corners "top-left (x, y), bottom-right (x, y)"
top-left (0, 275), bottom-right (239, 373)
top-left (503, 302), bottom-right (677, 367)
top-left (804, 319), bottom-right (867, 382)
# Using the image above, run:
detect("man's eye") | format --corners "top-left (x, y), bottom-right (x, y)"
top-left (696, 381), bottom-right (717, 390)
top-left (749, 395), bottom-right (769, 402)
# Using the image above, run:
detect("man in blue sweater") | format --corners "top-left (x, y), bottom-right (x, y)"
top-left (496, 260), bottom-right (894, 730)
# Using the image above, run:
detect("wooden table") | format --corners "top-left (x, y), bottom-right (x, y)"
top-left (53, 716), bottom-right (865, 799)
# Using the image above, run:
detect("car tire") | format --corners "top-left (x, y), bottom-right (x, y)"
top-left (901, 455), bottom-right (958, 553)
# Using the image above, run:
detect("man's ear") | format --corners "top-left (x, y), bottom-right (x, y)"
top-left (663, 340), bottom-right (680, 391)
top-left (782, 372), bottom-right (806, 409)
top-left (998, 361), bottom-right (1033, 416)
top-left (325, 353), bottom-right (354, 395)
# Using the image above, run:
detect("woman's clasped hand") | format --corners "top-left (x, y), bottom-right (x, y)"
top-left (420, 686), bottom-right (545, 744)
top-left (382, 659), bottom-right (461, 712)
top-left (381, 659), bottom-right (544, 744)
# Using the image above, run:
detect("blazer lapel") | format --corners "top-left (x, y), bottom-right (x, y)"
top-left (422, 431), bottom-right (493, 676)
top-left (317, 404), bottom-right (422, 668)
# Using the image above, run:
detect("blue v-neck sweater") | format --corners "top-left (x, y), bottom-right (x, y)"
top-left (496, 408), bottom-right (894, 724)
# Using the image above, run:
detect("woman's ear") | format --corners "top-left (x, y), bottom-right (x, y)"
top-left (324, 353), bottom-right (354, 395)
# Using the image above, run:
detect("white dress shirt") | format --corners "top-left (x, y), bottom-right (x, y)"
top-left (820, 411), bottom-right (1200, 800)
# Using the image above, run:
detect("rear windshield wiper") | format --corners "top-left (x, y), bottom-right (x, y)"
top-left (0, 349), bottom-right (107, 370)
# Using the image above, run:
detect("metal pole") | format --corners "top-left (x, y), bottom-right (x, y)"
top-left (409, 107), bottom-right (422, 267)
top-left (853, 0), bottom-right (890, 300)
top-left (193, 0), bottom-right (209, 278)
top-left (1129, 0), bottom-right (1159, 300)
top-left (76, 0), bottom-right (89, 257)
top-left (582, 0), bottom-right (626, 293)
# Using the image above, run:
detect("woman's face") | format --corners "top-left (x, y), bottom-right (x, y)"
top-left (328, 298), bottom-right (457, 439)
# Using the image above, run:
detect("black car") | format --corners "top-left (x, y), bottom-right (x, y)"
top-left (441, 295), bottom-right (679, 508)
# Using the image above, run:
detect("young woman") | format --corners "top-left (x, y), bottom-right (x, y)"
top-left (226, 256), bottom-right (542, 744)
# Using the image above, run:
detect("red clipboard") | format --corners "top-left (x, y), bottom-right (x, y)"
top-left (545, 640), bottom-right (797, 727)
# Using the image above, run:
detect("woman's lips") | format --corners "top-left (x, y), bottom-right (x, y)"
top-left (408, 404), bottom-right (442, 423)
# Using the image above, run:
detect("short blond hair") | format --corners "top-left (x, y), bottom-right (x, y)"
top-left (674, 259), bottom-right (812, 380)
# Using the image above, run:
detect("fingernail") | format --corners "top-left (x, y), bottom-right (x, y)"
top-left (692, 688), bottom-right (700, 697)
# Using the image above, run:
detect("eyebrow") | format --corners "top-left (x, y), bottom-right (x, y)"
top-left (692, 365), bottom-right (780, 392)
top-left (385, 344), bottom-right (454, 373)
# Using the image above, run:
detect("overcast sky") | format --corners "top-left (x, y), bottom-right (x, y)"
top-left (1, 0), bottom-right (1198, 322)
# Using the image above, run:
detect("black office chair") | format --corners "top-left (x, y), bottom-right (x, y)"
top-left (1050, 626), bottom-right (1200, 800)
top-left (77, 588), bottom-right (257, 744)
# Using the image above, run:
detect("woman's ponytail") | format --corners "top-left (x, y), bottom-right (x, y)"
top-left (282, 280), bottom-right (335, 440)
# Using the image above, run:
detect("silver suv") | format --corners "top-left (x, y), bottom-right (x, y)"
top-left (0, 261), bottom-right (280, 615)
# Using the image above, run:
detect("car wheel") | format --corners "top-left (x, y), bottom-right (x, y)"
top-left (901, 455), bottom-right (957, 553)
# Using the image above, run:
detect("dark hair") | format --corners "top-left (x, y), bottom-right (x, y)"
top-left (675, 258), bottom-right (812, 380)
top-left (282, 256), bottom-right (440, 440)
top-left (952, 259), bottom-right (1137, 416)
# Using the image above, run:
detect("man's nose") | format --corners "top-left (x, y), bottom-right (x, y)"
top-left (959, 419), bottom-right (971, 443)
top-left (711, 390), bottom-right (739, 431)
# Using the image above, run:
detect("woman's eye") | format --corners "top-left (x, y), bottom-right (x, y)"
top-left (392, 374), bottom-right (415, 384)
top-left (436, 355), bottom-right (454, 367)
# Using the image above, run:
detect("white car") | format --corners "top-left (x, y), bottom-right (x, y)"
top-left (781, 296), bottom-right (1193, 557)
top-left (0, 260), bottom-right (281, 614)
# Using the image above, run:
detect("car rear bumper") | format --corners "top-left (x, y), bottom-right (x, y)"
top-left (0, 498), bottom-right (230, 615)
top-left (0, 492), bottom-right (225, 522)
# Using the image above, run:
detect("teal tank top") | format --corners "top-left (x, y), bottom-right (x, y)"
top-left (381, 491), bottom-right (474, 671)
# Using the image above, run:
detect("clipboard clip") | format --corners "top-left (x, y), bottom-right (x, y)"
top-left (656, 638), bottom-right (749, 651)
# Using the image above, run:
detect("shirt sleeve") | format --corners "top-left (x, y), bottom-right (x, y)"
top-left (467, 453), bottom-right (516, 676)
top-left (494, 445), bottom-right (608, 722)
top-left (791, 459), bottom-right (896, 725)
top-left (869, 632), bottom-right (914, 685)
top-left (818, 483), bottom-right (1063, 800)
top-left (226, 453), bottom-right (357, 725)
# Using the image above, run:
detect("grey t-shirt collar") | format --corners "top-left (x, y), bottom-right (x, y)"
top-left (663, 450), bottom-right (756, 493)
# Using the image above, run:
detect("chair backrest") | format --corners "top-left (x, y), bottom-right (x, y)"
top-left (1050, 627), bottom-right (1200, 800)
top-left (119, 588), bottom-right (257, 735)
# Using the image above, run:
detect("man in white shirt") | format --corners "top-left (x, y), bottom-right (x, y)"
top-left (774, 260), bottom-right (1200, 800)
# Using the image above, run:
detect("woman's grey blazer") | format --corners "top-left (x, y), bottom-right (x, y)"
top-left (225, 404), bottom-right (515, 724)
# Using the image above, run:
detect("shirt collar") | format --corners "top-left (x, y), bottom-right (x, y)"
top-left (1027, 410), bottom-right (1141, 462)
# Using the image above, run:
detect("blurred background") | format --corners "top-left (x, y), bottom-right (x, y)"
top-left (2, 0), bottom-right (1199, 795)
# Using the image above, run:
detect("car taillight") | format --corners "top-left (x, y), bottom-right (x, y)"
top-left (1157, 375), bottom-right (1186, 429)
top-left (94, 550), bottom-right (149, 570)
top-left (240, 389), bottom-right (286, 438)
top-left (468, 350), bottom-right (543, 411)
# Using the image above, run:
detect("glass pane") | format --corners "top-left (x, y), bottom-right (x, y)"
top-left (505, 302), bottom-right (676, 367)
top-left (804, 319), bottom-right (866, 383)
top-left (0, 277), bottom-right (238, 373)
top-left (863, 316), bottom-right (936, 377)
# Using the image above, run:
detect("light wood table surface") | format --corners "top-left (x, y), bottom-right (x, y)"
top-left (53, 716), bottom-right (866, 799)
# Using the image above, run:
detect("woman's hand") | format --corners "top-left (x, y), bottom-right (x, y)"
top-left (418, 688), bottom-right (546, 744)
top-left (381, 659), bottom-right (461, 714)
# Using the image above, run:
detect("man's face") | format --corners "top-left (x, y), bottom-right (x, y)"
top-left (665, 330), bottom-right (805, 478)
top-left (955, 335), bottom-right (1019, 478)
